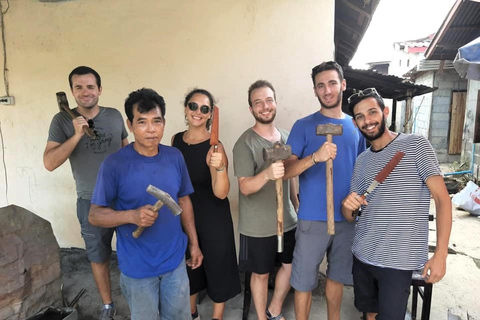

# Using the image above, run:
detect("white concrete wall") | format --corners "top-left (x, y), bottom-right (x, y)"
top-left (412, 71), bottom-right (434, 138)
top-left (462, 80), bottom-right (480, 176)
top-left (389, 43), bottom-right (425, 77)
top-left (0, 0), bottom-right (334, 248)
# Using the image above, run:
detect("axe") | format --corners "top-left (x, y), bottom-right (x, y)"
top-left (132, 184), bottom-right (183, 238)
top-left (56, 92), bottom-right (99, 140)
top-left (263, 142), bottom-right (292, 252)
top-left (210, 106), bottom-right (219, 152)
top-left (316, 123), bottom-right (343, 235)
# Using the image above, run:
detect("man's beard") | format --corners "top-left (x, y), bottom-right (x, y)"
top-left (360, 117), bottom-right (386, 141)
top-left (253, 109), bottom-right (276, 124)
top-left (318, 91), bottom-right (342, 109)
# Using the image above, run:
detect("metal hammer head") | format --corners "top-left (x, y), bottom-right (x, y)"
top-left (263, 142), bottom-right (292, 162)
top-left (56, 92), bottom-right (69, 112)
top-left (316, 123), bottom-right (343, 136)
top-left (146, 185), bottom-right (182, 216)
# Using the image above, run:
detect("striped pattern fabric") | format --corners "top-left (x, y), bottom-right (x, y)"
top-left (350, 134), bottom-right (441, 270)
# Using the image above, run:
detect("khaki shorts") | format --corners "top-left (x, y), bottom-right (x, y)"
top-left (290, 220), bottom-right (355, 291)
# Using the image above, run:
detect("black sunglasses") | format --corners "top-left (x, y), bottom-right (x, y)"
top-left (347, 87), bottom-right (379, 104)
top-left (87, 119), bottom-right (100, 140)
top-left (187, 102), bottom-right (211, 114)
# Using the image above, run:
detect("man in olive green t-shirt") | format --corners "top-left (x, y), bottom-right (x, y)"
top-left (233, 80), bottom-right (298, 320)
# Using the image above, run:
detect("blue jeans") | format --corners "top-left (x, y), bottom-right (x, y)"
top-left (120, 258), bottom-right (190, 320)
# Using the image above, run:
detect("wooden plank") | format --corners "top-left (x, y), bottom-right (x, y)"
top-left (448, 92), bottom-right (467, 154)
top-left (474, 90), bottom-right (480, 143)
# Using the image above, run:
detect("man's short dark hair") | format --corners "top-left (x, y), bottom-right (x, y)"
top-left (124, 88), bottom-right (166, 122)
top-left (348, 89), bottom-right (386, 116)
top-left (311, 61), bottom-right (344, 85)
top-left (68, 66), bottom-right (101, 89)
top-left (247, 80), bottom-right (276, 107)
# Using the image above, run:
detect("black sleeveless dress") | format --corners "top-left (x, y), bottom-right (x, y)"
top-left (172, 132), bottom-right (241, 302)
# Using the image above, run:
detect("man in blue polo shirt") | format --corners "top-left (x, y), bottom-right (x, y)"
top-left (89, 88), bottom-right (203, 320)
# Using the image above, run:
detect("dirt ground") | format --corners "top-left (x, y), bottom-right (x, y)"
top-left (60, 201), bottom-right (480, 319)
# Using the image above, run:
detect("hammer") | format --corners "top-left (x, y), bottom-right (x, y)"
top-left (56, 92), bottom-right (99, 140)
top-left (316, 123), bottom-right (343, 235)
top-left (263, 142), bottom-right (292, 252)
top-left (132, 184), bottom-right (183, 238)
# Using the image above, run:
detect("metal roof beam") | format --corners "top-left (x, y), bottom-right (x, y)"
top-left (339, 0), bottom-right (372, 19)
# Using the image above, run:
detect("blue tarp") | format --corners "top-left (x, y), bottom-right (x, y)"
top-left (453, 37), bottom-right (480, 81)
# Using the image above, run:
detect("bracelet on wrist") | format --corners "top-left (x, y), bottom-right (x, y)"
top-left (311, 152), bottom-right (318, 165)
top-left (216, 163), bottom-right (226, 172)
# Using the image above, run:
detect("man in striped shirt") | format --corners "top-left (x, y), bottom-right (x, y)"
top-left (342, 88), bottom-right (452, 320)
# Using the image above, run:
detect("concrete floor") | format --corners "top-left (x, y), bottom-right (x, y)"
top-left (60, 202), bottom-right (480, 320)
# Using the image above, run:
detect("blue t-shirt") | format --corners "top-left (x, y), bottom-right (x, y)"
top-left (287, 112), bottom-right (365, 221)
top-left (91, 143), bottom-right (194, 278)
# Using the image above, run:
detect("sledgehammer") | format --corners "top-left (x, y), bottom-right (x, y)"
top-left (316, 123), bottom-right (343, 235)
top-left (132, 185), bottom-right (182, 238)
top-left (263, 142), bottom-right (292, 252)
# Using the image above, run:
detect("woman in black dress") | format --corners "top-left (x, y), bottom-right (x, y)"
top-left (172, 89), bottom-right (240, 320)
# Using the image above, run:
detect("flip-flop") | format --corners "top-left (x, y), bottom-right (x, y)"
top-left (266, 309), bottom-right (284, 320)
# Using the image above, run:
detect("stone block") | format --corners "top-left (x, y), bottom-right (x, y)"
top-left (431, 137), bottom-right (447, 146)
top-left (431, 128), bottom-right (449, 138)
top-left (431, 113), bottom-right (450, 122)
top-left (431, 120), bottom-right (449, 130)
top-left (0, 205), bottom-right (62, 319)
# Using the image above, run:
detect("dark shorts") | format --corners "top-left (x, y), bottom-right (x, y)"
top-left (239, 228), bottom-right (296, 274)
top-left (353, 256), bottom-right (413, 320)
top-left (291, 220), bottom-right (355, 291)
top-left (76, 198), bottom-right (114, 263)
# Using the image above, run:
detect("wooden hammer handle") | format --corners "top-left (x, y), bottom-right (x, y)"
top-left (326, 134), bottom-right (335, 235)
top-left (67, 111), bottom-right (98, 138)
top-left (132, 200), bottom-right (164, 238)
top-left (275, 177), bottom-right (284, 253)
top-left (57, 100), bottom-right (97, 138)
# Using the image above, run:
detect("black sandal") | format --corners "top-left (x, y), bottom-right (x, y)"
top-left (266, 309), bottom-right (284, 320)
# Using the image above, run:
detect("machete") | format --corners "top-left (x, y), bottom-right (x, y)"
top-left (353, 151), bottom-right (406, 218)
top-left (210, 106), bottom-right (219, 151)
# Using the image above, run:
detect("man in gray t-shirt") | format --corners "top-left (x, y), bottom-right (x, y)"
top-left (43, 66), bottom-right (128, 320)
top-left (233, 80), bottom-right (298, 320)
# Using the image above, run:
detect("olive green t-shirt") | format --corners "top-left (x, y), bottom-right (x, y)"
top-left (233, 128), bottom-right (297, 237)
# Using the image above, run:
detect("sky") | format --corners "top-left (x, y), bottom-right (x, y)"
top-left (350, 0), bottom-right (457, 68)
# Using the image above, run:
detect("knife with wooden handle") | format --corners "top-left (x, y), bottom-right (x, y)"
top-left (353, 151), bottom-right (405, 218)
top-left (210, 106), bottom-right (219, 151)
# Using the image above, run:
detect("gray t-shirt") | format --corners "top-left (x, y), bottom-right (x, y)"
top-left (47, 107), bottom-right (128, 199)
top-left (233, 128), bottom-right (297, 237)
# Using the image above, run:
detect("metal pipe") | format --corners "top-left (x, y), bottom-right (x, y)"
top-left (444, 170), bottom-right (472, 176)
top-left (443, 143), bottom-right (475, 176)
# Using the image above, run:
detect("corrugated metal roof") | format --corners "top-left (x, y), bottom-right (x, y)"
top-left (425, 0), bottom-right (480, 60)
top-left (344, 67), bottom-right (437, 101)
top-left (334, 0), bottom-right (381, 67)
top-left (403, 60), bottom-right (455, 78)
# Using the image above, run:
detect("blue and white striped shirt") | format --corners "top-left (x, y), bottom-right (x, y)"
top-left (350, 133), bottom-right (441, 270)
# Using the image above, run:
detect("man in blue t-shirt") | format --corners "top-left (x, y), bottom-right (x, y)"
top-left (90, 88), bottom-right (203, 320)
top-left (284, 61), bottom-right (365, 320)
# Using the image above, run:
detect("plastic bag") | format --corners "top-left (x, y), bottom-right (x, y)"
top-left (452, 181), bottom-right (480, 216)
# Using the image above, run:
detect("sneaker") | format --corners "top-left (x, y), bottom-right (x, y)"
top-left (99, 304), bottom-right (116, 320)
